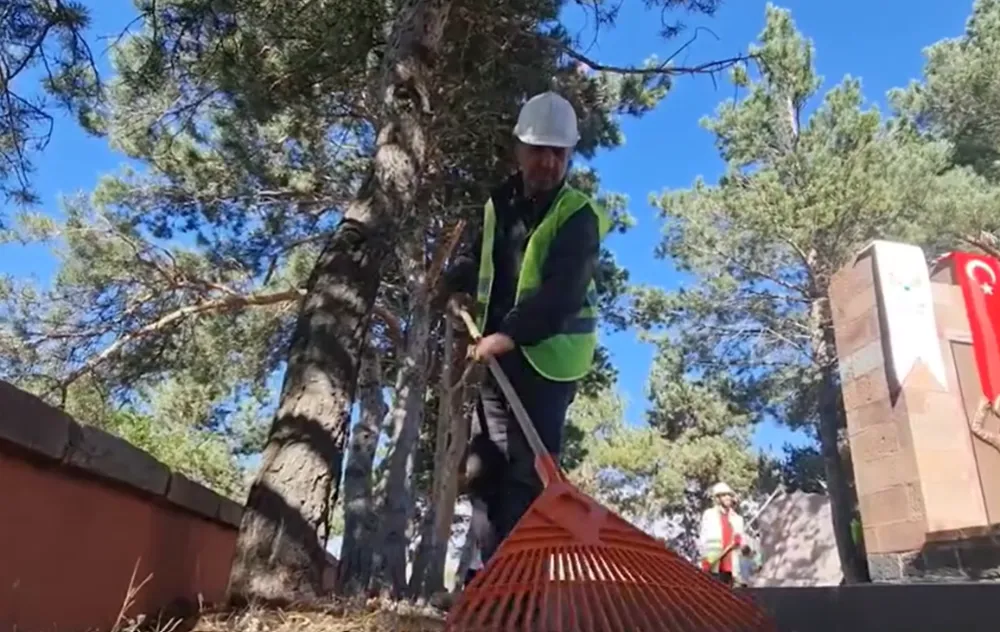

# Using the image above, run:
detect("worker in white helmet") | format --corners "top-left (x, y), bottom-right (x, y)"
top-left (698, 482), bottom-right (749, 586)
top-left (442, 91), bottom-right (611, 565)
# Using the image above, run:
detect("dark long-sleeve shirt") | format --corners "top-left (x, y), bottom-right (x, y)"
top-left (444, 173), bottom-right (600, 347)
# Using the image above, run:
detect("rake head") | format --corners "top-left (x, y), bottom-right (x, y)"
top-left (445, 479), bottom-right (776, 632)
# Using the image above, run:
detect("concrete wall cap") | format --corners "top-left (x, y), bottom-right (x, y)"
top-left (0, 381), bottom-right (73, 460)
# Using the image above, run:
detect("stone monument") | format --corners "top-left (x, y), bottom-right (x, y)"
top-left (829, 240), bottom-right (1000, 582)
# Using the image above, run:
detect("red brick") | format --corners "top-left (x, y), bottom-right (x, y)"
top-left (861, 486), bottom-right (911, 526)
top-left (830, 287), bottom-right (878, 329)
top-left (845, 397), bottom-right (892, 434)
top-left (841, 368), bottom-right (890, 412)
top-left (862, 526), bottom-right (880, 553)
top-left (852, 423), bottom-right (901, 464)
top-left (832, 265), bottom-right (872, 304)
top-left (906, 482), bottom-right (926, 520)
top-left (858, 451), bottom-right (919, 493)
top-left (834, 310), bottom-right (881, 357)
top-left (875, 519), bottom-right (927, 553)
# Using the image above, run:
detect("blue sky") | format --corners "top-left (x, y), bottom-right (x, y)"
top-left (0, 0), bottom-right (975, 454)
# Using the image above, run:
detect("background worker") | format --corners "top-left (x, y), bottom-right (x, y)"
top-left (698, 481), bottom-right (750, 587)
top-left (443, 90), bottom-right (610, 565)
top-left (452, 496), bottom-right (488, 592)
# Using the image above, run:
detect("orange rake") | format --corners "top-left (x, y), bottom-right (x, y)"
top-left (445, 310), bottom-right (777, 632)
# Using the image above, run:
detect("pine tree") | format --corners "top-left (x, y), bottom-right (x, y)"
top-left (1, 0), bottom-right (742, 601)
top-left (0, 0), bottom-right (98, 207)
top-left (632, 4), bottom-right (999, 582)
top-left (889, 0), bottom-right (1000, 256)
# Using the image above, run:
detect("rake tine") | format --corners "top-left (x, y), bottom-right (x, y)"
top-left (445, 309), bottom-right (778, 632)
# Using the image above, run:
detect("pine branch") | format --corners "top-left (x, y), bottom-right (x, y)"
top-left (959, 232), bottom-right (1000, 261)
top-left (373, 304), bottom-right (404, 350)
top-left (561, 23), bottom-right (753, 79)
top-left (424, 219), bottom-right (466, 293)
top-left (50, 288), bottom-right (306, 399)
top-left (563, 46), bottom-right (751, 77)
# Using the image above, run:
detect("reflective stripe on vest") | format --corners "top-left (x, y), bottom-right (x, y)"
top-left (475, 184), bottom-right (611, 382)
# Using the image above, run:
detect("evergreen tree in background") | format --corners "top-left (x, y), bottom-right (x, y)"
top-left (0, 0), bottom-right (99, 208)
top-left (9, 0), bottom-right (1000, 601)
top-left (631, 4), bottom-right (1000, 583)
top-left (890, 0), bottom-right (1000, 257)
top-left (0, 0), bottom-right (741, 603)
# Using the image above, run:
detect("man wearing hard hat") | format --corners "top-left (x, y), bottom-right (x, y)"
top-left (698, 482), bottom-right (750, 586)
top-left (443, 91), bottom-right (611, 565)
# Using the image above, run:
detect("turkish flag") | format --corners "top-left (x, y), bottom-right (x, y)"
top-left (954, 251), bottom-right (1000, 401)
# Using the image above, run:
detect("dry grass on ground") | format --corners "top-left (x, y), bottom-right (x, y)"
top-left (111, 562), bottom-right (446, 632)
top-left (122, 602), bottom-right (445, 632)
top-left (183, 604), bottom-right (445, 632)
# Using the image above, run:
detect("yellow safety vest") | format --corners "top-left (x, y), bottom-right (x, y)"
top-left (475, 184), bottom-right (610, 382)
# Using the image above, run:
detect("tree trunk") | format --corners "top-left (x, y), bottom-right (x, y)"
top-left (408, 491), bottom-right (436, 599)
top-left (227, 0), bottom-right (453, 604)
top-left (408, 315), bottom-right (470, 598)
top-left (370, 250), bottom-right (434, 598)
top-left (428, 318), bottom-right (474, 591)
top-left (227, 214), bottom-right (381, 604)
top-left (812, 294), bottom-right (869, 584)
top-left (406, 378), bottom-right (443, 598)
top-left (336, 347), bottom-right (388, 597)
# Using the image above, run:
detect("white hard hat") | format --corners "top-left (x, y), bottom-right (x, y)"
top-left (711, 482), bottom-right (735, 497)
top-left (513, 91), bottom-right (580, 148)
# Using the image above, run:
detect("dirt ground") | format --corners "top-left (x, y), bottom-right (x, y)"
top-left (169, 603), bottom-right (446, 632)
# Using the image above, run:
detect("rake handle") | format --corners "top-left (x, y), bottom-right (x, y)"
top-left (454, 308), bottom-right (562, 486)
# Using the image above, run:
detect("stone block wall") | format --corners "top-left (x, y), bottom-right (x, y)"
top-left (0, 380), bottom-right (244, 631)
top-left (829, 242), bottom-right (1000, 582)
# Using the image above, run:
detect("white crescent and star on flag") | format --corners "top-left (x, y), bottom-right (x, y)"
top-left (965, 258), bottom-right (997, 296)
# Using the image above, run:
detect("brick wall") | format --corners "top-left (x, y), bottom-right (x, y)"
top-left (829, 242), bottom-right (1000, 582)
top-left (0, 381), bottom-right (244, 632)
top-left (830, 247), bottom-right (932, 555)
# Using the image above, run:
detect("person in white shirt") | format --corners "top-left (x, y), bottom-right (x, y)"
top-left (697, 482), bottom-right (750, 586)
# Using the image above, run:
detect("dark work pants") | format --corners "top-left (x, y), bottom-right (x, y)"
top-left (713, 571), bottom-right (734, 587)
top-left (463, 350), bottom-right (577, 565)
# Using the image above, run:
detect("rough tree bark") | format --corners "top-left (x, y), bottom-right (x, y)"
top-left (408, 314), bottom-right (471, 598)
top-left (812, 291), bottom-right (868, 584)
top-left (227, 0), bottom-right (454, 603)
top-left (406, 338), bottom-right (446, 598)
top-left (423, 318), bottom-right (475, 595)
top-left (336, 347), bottom-right (388, 597)
top-left (341, 220), bottom-right (463, 597)
top-left (226, 210), bottom-right (381, 604)
top-left (370, 245), bottom-right (434, 598)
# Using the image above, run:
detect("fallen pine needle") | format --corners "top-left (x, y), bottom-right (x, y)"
top-left (175, 600), bottom-right (444, 632)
